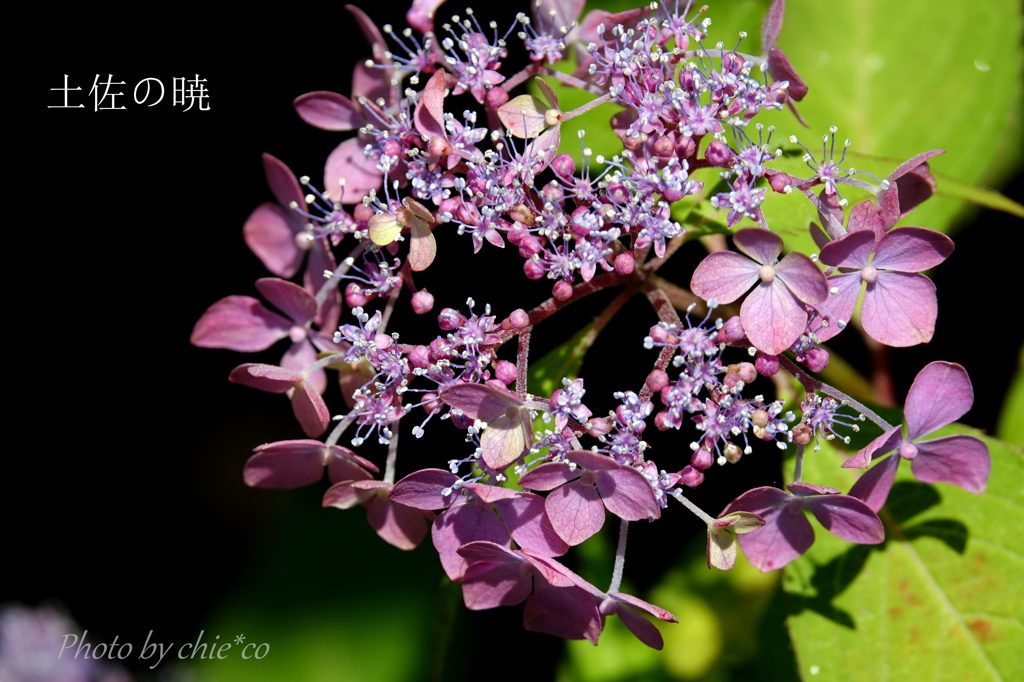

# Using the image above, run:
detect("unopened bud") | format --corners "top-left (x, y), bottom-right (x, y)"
top-left (724, 443), bottom-right (743, 464)
top-left (755, 354), bottom-right (779, 376)
top-left (792, 423), bottom-right (812, 445)
top-left (485, 86), bottom-right (509, 108)
top-left (723, 316), bottom-right (745, 340)
top-left (509, 308), bottom-right (531, 329)
top-left (751, 409), bottom-right (770, 428)
top-left (411, 290), bottom-right (435, 314)
top-left (614, 252), bottom-right (635, 275)
top-left (801, 348), bottom-right (829, 372)
top-left (691, 448), bottom-right (714, 470)
top-left (495, 360), bottom-right (517, 385)
top-left (646, 369), bottom-right (670, 392)
top-left (680, 465), bottom-right (704, 487)
top-left (552, 280), bottom-right (573, 301)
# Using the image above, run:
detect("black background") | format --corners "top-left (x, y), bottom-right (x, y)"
top-left (10, 4), bottom-right (1021, 679)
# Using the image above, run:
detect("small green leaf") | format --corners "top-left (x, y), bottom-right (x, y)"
top-left (784, 426), bottom-right (1024, 682)
top-left (527, 322), bottom-right (596, 400)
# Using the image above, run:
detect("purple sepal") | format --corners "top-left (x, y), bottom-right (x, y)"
top-left (432, 503), bottom-right (511, 582)
top-left (842, 425), bottom-right (903, 468)
top-left (191, 296), bottom-right (290, 352)
top-left (911, 435), bottom-right (990, 494)
top-left (904, 361), bottom-right (973, 440)
top-left (516, 462), bottom-right (580, 490)
top-left (293, 91), bottom-right (363, 131)
top-left (847, 453), bottom-right (900, 512)
top-left (803, 495), bottom-right (884, 544)
top-left (545, 481), bottom-right (605, 546)
top-left (390, 469), bottom-right (462, 510)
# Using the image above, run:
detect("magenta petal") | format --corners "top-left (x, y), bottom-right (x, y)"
top-left (805, 494), bottom-right (885, 544)
top-left (522, 552), bottom-right (603, 596)
top-left (842, 425), bottom-right (903, 469)
top-left (545, 481), bottom-right (605, 546)
top-left (904, 361), bottom-right (974, 440)
top-left (870, 228), bottom-right (953, 273)
top-left (458, 540), bottom-right (522, 564)
top-left (462, 482), bottom-right (519, 504)
top-left (368, 497), bottom-right (430, 550)
top-left (255, 278), bottom-right (317, 325)
top-left (861, 272), bottom-right (937, 347)
top-left (228, 363), bottom-right (299, 393)
top-left (440, 382), bottom-right (520, 420)
top-left (243, 203), bottom-right (303, 278)
top-left (390, 469), bottom-right (462, 509)
top-left (290, 381), bottom-right (330, 437)
top-left (847, 454), bottom-right (901, 513)
top-left (191, 295), bottom-right (291, 351)
top-left (518, 462), bottom-right (580, 491)
top-left (740, 281), bottom-right (807, 355)
top-left (812, 272), bottom-right (861, 342)
top-left (787, 482), bottom-right (842, 496)
top-left (262, 153), bottom-right (305, 209)
top-left (293, 91), bottom-right (363, 131)
top-left (736, 503), bottom-right (814, 572)
top-left (479, 414), bottom-right (530, 470)
top-left (461, 557), bottom-right (534, 610)
top-left (323, 480), bottom-right (376, 509)
top-left (432, 504), bottom-right (511, 582)
top-left (775, 251), bottom-right (828, 304)
top-left (595, 468), bottom-right (661, 521)
top-left (324, 137), bottom-right (383, 203)
top-left (690, 251), bottom-right (759, 304)
top-left (326, 457), bottom-right (375, 486)
top-left (565, 450), bottom-right (621, 471)
top-left (819, 230), bottom-right (875, 269)
top-left (283, 338), bottom-right (325, 394)
top-left (414, 71), bottom-right (448, 139)
top-left (304, 240), bottom-right (340, 330)
top-left (492, 493), bottom-right (569, 557)
top-left (525, 577), bottom-right (603, 644)
top-left (721, 486), bottom-right (792, 516)
top-left (732, 227), bottom-right (783, 265)
top-left (847, 201), bottom-right (885, 240)
top-left (243, 441), bottom-right (325, 488)
top-left (609, 592), bottom-right (677, 623)
top-left (911, 435), bottom-right (990, 494)
top-left (766, 47), bottom-right (807, 100)
top-left (614, 605), bottom-right (664, 649)
top-left (346, 4), bottom-right (388, 62)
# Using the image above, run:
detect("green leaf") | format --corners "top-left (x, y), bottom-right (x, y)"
top-left (754, 0), bottom-right (1023, 250)
top-left (783, 427), bottom-right (1024, 681)
top-left (998, 345), bottom-right (1024, 448)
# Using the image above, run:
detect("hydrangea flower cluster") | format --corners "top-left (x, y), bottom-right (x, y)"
top-left (192, 0), bottom-right (990, 649)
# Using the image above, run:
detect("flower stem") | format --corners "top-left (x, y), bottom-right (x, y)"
top-left (792, 443), bottom-right (805, 483)
top-left (316, 242), bottom-right (365, 309)
top-left (672, 491), bottom-right (715, 524)
top-left (516, 327), bottom-right (532, 399)
top-left (559, 92), bottom-right (615, 122)
top-left (778, 355), bottom-right (894, 431)
top-left (608, 518), bottom-right (629, 594)
top-left (384, 420), bottom-right (400, 484)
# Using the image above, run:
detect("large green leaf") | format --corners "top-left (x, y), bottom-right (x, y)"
top-left (782, 426), bottom-right (1024, 681)
top-left (998, 345), bottom-right (1024, 448)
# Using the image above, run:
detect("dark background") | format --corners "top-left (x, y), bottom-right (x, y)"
top-left (10, 4), bottom-right (1021, 679)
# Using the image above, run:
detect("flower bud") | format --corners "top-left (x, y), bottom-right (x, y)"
top-left (723, 316), bottom-right (745, 340)
top-left (438, 308), bottom-right (462, 331)
top-left (675, 135), bottom-right (696, 159)
top-left (552, 153), bottom-right (576, 178)
top-left (723, 442), bottom-right (743, 464)
top-left (652, 133), bottom-right (675, 158)
top-left (705, 140), bottom-right (733, 167)
top-left (614, 251), bottom-right (635, 275)
top-left (800, 348), bottom-right (829, 372)
top-left (523, 260), bottom-right (545, 279)
top-left (691, 448), bottom-right (714, 470)
top-left (495, 360), bottom-right (517, 385)
top-left (509, 308), bottom-right (531, 329)
top-left (791, 423), bottom-right (812, 445)
top-left (586, 417), bottom-right (611, 438)
top-left (767, 171), bottom-right (799, 194)
top-left (411, 290), bottom-right (435, 315)
top-left (353, 203), bottom-right (375, 223)
top-left (751, 409), bottom-right (770, 428)
top-left (646, 369), bottom-right (670, 392)
top-left (408, 345), bottom-right (431, 369)
top-left (681, 465), bottom-right (704, 487)
top-left (429, 338), bottom-right (454, 361)
top-left (732, 362), bottom-right (757, 384)
top-left (552, 280), bottom-right (573, 301)
top-left (755, 354), bottom-right (779, 376)
top-left (485, 86), bottom-right (509, 108)
top-left (654, 411), bottom-right (672, 431)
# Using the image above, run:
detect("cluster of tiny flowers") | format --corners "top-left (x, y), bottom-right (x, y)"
top-left (191, 0), bottom-right (989, 650)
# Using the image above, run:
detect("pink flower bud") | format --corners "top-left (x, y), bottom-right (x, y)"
top-left (429, 338), bottom-right (454, 361)
top-left (411, 290), bottom-right (435, 315)
top-left (523, 260), bottom-right (545, 280)
top-left (614, 252), bottom-right (635, 275)
top-left (552, 280), bottom-right (573, 301)
top-left (438, 308), bottom-right (461, 331)
top-left (654, 411), bottom-right (672, 431)
top-left (791, 423), bottom-right (812, 445)
top-left (723, 316), bottom-right (745, 340)
top-left (509, 309), bottom-right (530, 329)
top-left (586, 417), bottom-right (612, 438)
top-left (705, 140), bottom-right (733, 167)
top-left (768, 171), bottom-right (799, 194)
top-left (755, 354), bottom-right (779, 376)
top-left (723, 443), bottom-right (743, 464)
top-left (408, 345), bottom-right (431, 369)
top-left (734, 362), bottom-right (756, 384)
top-left (495, 360), bottom-right (517, 385)
top-left (552, 153), bottom-right (576, 178)
top-left (652, 133), bottom-right (675, 158)
top-left (800, 348), bottom-right (829, 372)
top-left (485, 86), bottom-right (509, 108)
top-left (675, 135), bottom-right (696, 159)
top-left (681, 465), bottom-right (704, 487)
top-left (691, 448), bottom-right (714, 470)
top-left (353, 203), bottom-right (374, 222)
top-left (646, 369), bottom-right (669, 392)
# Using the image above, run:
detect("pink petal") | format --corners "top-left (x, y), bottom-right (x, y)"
top-left (290, 380), bottom-right (330, 437)
top-left (524, 577), bottom-right (603, 644)
top-left (775, 251), bottom-right (828, 304)
top-left (461, 556), bottom-right (533, 610)
top-left (480, 413), bottom-right (529, 469)
top-left (613, 605), bottom-right (664, 649)
top-left (498, 95), bottom-right (548, 138)
top-left (811, 272), bottom-right (861, 343)
top-left (432, 503), bottom-right (511, 581)
top-left (243, 203), bottom-right (303, 278)
top-left (721, 486), bottom-right (792, 516)
top-left (293, 91), bottom-right (364, 131)
top-left (518, 462), bottom-right (580, 491)
top-left (530, 125), bottom-right (562, 172)
top-left (462, 482), bottom-right (520, 504)
top-left (191, 295), bottom-right (291, 351)
top-left (390, 469), bottom-right (461, 510)
top-left (608, 592), bottom-right (677, 622)
top-left (228, 363), bottom-right (297, 393)
top-left (595, 468), bottom-right (661, 521)
top-left (406, 0), bottom-right (447, 33)
top-left (407, 218), bottom-right (437, 272)
top-left (841, 425), bottom-right (903, 469)
top-left (324, 137), bottom-right (383, 204)
top-left (323, 480), bottom-right (376, 509)
top-left (351, 61), bottom-right (393, 107)
top-left (345, 4), bottom-right (388, 63)
top-left (911, 435), bottom-right (990, 494)
top-left (368, 496), bottom-right (430, 550)
top-left (491, 493), bottom-right (569, 557)
top-left (847, 200), bottom-right (885, 240)
top-left (732, 227), bottom-right (782, 265)
top-left (861, 272), bottom-right (937, 347)
top-left (565, 450), bottom-right (620, 471)
top-left (818, 229), bottom-right (875, 269)
top-left (736, 503), bottom-right (814, 572)
top-left (414, 70), bottom-right (448, 139)
top-left (533, 0), bottom-right (585, 32)
top-left (740, 281), bottom-right (808, 355)
top-left (256, 277), bottom-right (317, 325)
top-left (847, 453), bottom-right (900, 512)
top-left (804, 494), bottom-right (885, 544)
top-left (327, 456), bottom-right (376, 484)
top-left (282, 339), bottom-right (325, 394)
top-left (787, 482), bottom-right (842, 496)
top-left (870, 227), bottom-right (954, 273)
top-left (690, 251), bottom-right (759, 304)
top-left (243, 440), bottom-right (326, 488)
top-left (441, 382), bottom-right (520, 421)
top-left (905, 362), bottom-right (974, 439)
top-left (262, 153), bottom-right (305, 209)
top-left (545, 481), bottom-right (606, 546)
